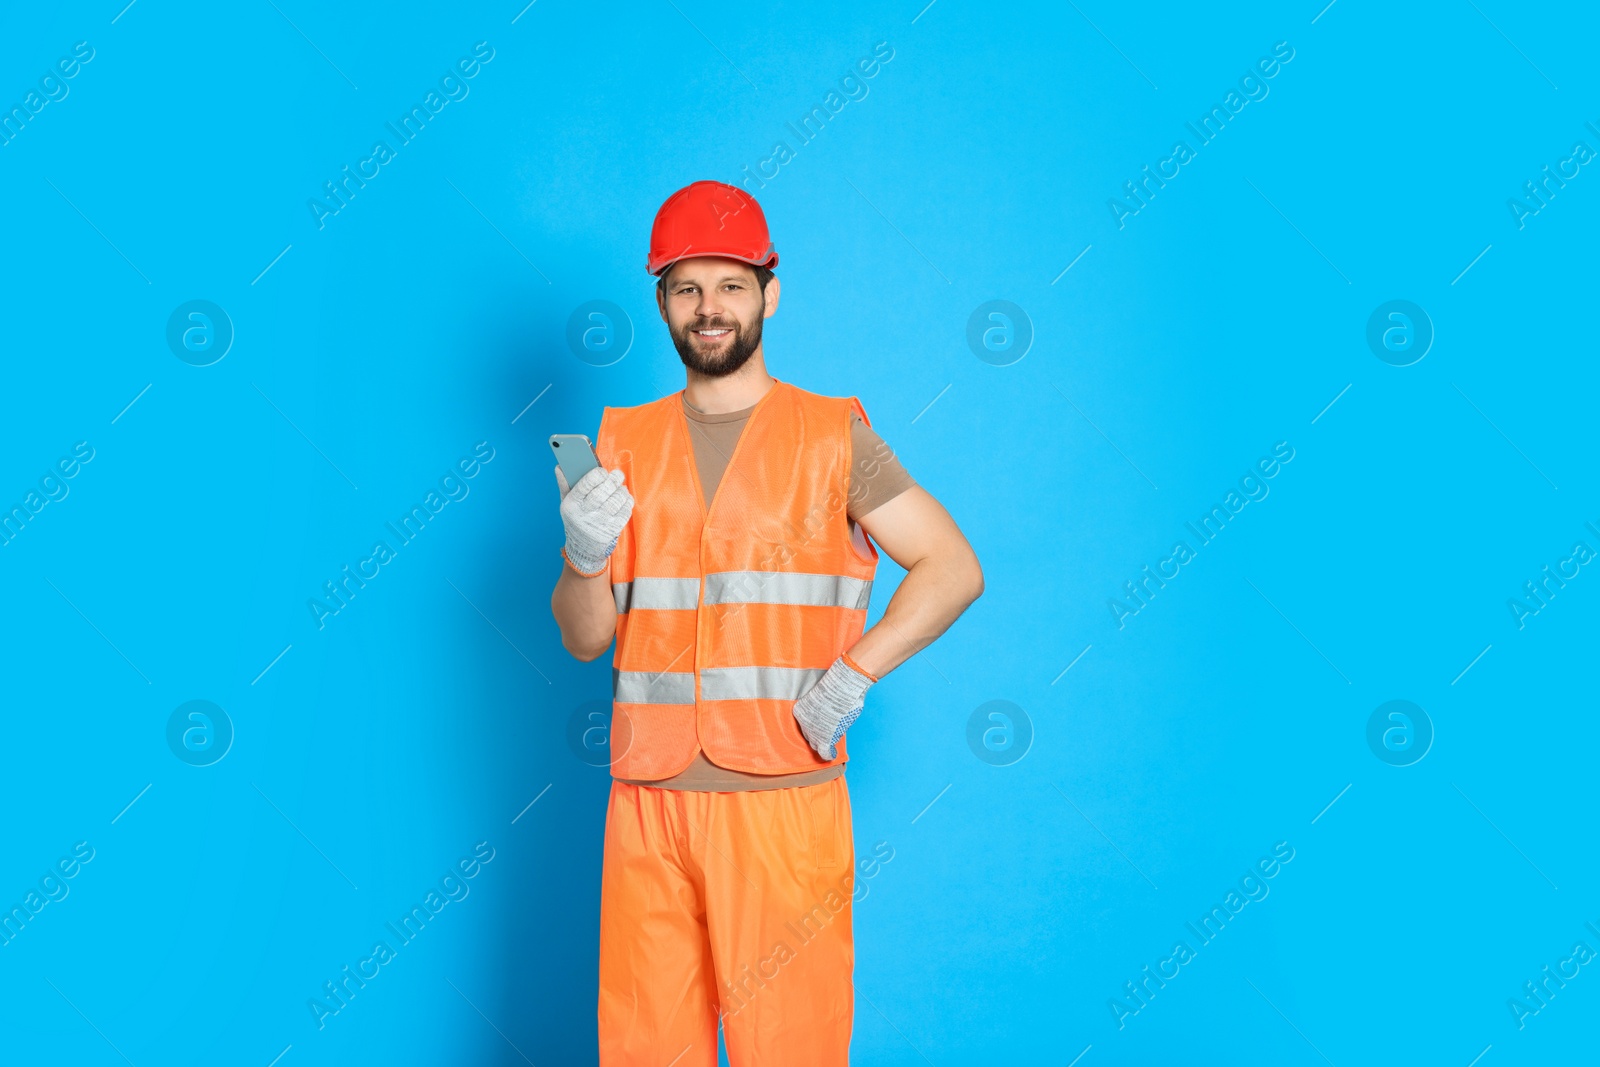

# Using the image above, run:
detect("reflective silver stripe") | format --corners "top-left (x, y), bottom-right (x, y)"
top-left (612, 669), bottom-right (696, 704)
top-left (702, 571), bottom-right (872, 610)
top-left (700, 666), bottom-right (827, 702)
top-left (612, 577), bottom-right (701, 614)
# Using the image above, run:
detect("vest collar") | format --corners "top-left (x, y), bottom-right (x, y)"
top-left (674, 377), bottom-right (790, 524)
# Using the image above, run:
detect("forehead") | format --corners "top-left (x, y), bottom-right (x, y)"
top-left (663, 256), bottom-right (757, 287)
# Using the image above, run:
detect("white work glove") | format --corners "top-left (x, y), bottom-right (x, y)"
top-left (793, 655), bottom-right (877, 760)
top-left (555, 465), bottom-right (633, 576)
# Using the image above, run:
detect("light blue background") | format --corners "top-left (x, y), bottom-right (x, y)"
top-left (2, 1), bottom-right (1596, 1064)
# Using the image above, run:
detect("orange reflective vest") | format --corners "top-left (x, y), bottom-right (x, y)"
top-left (593, 378), bottom-right (879, 780)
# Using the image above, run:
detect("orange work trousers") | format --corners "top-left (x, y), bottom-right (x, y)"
top-left (598, 774), bottom-right (856, 1066)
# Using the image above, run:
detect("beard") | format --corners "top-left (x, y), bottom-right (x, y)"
top-left (671, 306), bottom-right (764, 378)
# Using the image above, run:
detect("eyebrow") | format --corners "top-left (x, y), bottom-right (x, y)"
top-left (672, 274), bottom-right (750, 286)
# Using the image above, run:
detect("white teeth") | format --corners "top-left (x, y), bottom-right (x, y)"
top-left (696, 329), bottom-right (729, 336)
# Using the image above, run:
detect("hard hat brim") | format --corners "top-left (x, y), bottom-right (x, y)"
top-left (649, 248), bottom-right (779, 277)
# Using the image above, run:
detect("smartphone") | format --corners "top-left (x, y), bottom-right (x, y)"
top-left (550, 433), bottom-right (601, 489)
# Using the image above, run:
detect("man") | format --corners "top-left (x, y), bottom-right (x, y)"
top-left (550, 179), bottom-right (983, 1066)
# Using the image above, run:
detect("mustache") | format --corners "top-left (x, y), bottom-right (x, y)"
top-left (684, 318), bottom-right (738, 331)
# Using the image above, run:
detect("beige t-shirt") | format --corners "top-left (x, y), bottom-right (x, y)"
top-left (614, 391), bottom-right (916, 792)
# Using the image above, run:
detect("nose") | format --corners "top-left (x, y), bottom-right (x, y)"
top-left (694, 287), bottom-right (723, 322)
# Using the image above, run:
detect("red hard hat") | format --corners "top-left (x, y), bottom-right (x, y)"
top-left (647, 180), bottom-right (779, 276)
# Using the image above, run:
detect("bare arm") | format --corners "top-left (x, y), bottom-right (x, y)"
top-left (551, 561), bottom-right (617, 661)
top-left (846, 486), bottom-right (983, 679)
top-left (548, 463), bottom-right (628, 662)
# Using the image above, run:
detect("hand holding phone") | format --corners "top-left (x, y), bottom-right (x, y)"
top-left (550, 434), bottom-right (633, 575)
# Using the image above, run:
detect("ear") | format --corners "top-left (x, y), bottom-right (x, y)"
top-left (655, 279), bottom-right (669, 323)
top-left (762, 273), bottom-right (780, 319)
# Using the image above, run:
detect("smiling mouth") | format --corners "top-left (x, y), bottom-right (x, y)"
top-left (693, 328), bottom-right (732, 342)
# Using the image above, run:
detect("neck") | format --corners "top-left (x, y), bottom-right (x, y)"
top-left (683, 349), bottom-right (776, 414)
